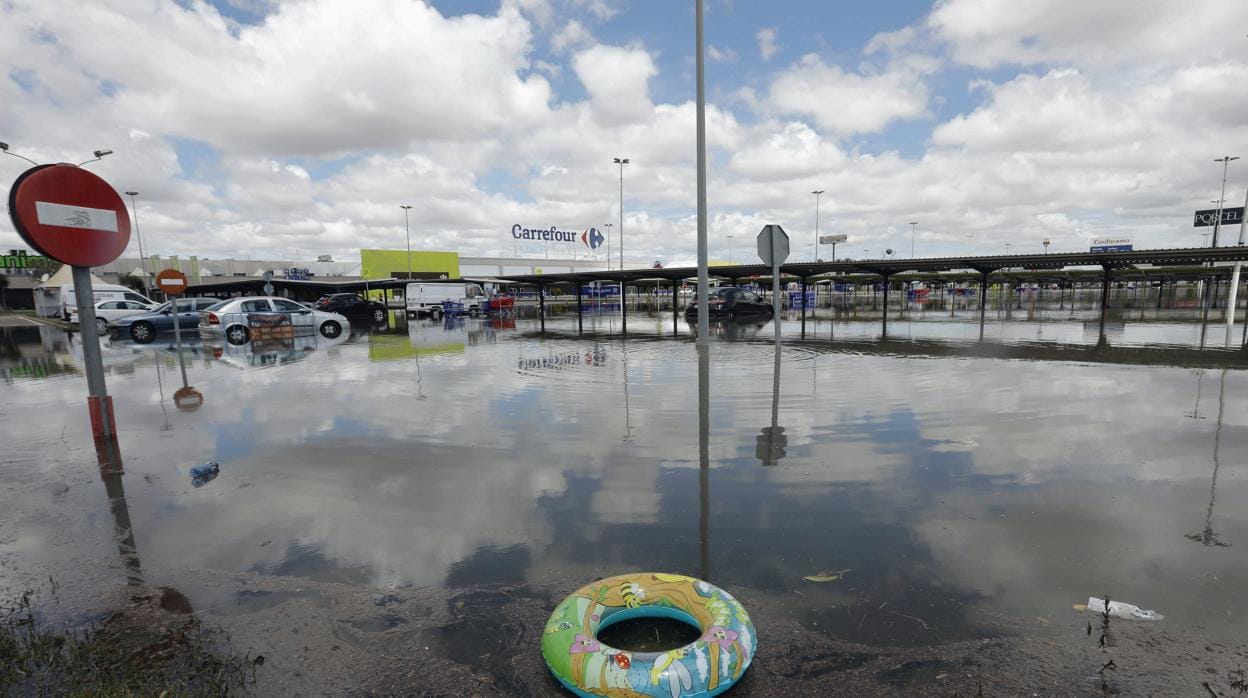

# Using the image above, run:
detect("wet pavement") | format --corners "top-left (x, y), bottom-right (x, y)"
top-left (1, 307), bottom-right (1246, 695)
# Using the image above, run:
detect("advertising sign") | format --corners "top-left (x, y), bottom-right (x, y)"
top-left (819, 234), bottom-right (848, 244)
top-left (581, 227), bottom-right (605, 249)
top-left (1090, 237), bottom-right (1133, 253)
top-left (1194, 207), bottom-right (1245, 228)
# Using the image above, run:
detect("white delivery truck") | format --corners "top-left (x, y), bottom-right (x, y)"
top-left (405, 281), bottom-right (486, 319)
top-left (59, 284), bottom-right (158, 323)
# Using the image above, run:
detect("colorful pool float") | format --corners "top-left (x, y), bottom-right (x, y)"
top-left (542, 572), bottom-right (756, 698)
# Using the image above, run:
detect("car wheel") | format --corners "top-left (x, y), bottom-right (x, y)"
top-left (320, 320), bottom-right (342, 338)
top-left (226, 325), bottom-right (250, 345)
top-left (372, 308), bottom-right (386, 323)
top-left (95, 318), bottom-right (109, 334)
top-left (130, 322), bottom-right (155, 344)
top-left (431, 308), bottom-right (443, 321)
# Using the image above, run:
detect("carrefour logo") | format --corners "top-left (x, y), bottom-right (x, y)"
top-left (511, 224), bottom-right (606, 250)
top-left (582, 227), bottom-right (604, 250)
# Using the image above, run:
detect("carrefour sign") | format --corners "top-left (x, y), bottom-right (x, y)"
top-left (511, 224), bottom-right (605, 249)
top-left (512, 224), bottom-right (578, 242)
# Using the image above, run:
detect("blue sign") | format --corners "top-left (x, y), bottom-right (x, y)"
top-left (284, 267), bottom-right (311, 280)
top-left (1090, 245), bottom-right (1133, 253)
top-left (582, 227), bottom-right (605, 250)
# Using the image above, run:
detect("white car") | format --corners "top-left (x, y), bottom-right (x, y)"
top-left (87, 299), bottom-right (156, 334)
top-left (197, 296), bottom-right (349, 345)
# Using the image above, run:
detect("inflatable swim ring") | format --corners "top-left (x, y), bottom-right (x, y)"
top-left (542, 572), bottom-right (756, 698)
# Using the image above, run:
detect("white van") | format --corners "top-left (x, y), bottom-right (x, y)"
top-left (405, 282), bottom-right (485, 319)
top-left (60, 284), bottom-right (158, 323)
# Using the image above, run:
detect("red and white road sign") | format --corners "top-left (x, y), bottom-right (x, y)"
top-left (155, 268), bottom-right (189, 296)
top-left (7, 164), bottom-right (131, 267)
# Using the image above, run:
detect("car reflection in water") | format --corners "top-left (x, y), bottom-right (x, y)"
top-left (209, 329), bottom-right (349, 369)
top-left (697, 315), bottom-right (772, 341)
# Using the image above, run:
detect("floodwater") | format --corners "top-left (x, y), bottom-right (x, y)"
top-left (2, 305), bottom-right (1247, 695)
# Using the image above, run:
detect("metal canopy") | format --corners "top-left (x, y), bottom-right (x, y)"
top-left (498, 246), bottom-right (1248, 286)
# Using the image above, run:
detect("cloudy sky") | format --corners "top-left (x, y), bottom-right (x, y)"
top-left (3, 0), bottom-right (1248, 266)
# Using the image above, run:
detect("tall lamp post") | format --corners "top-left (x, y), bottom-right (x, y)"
top-left (123, 191), bottom-right (151, 295)
top-left (614, 157), bottom-right (629, 270)
top-left (812, 190), bottom-right (825, 261)
top-left (1212, 156), bottom-right (1239, 247)
top-left (909, 221), bottom-right (918, 258)
top-left (400, 205), bottom-right (413, 279)
top-left (727, 234), bottom-right (734, 265)
top-left (604, 222), bottom-right (613, 268)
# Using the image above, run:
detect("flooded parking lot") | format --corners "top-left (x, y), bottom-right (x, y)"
top-left (2, 308), bottom-right (1247, 695)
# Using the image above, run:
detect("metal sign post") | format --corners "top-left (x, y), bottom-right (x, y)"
top-left (757, 224), bottom-right (790, 342)
top-left (8, 163), bottom-right (132, 439)
top-left (156, 268), bottom-right (190, 388)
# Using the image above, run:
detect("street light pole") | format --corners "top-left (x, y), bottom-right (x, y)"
top-left (727, 234), bottom-right (734, 264)
top-left (694, 0), bottom-right (709, 345)
top-left (909, 221), bottom-right (918, 258)
top-left (603, 222), bottom-right (612, 268)
top-left (1212, 156), bottom-right (1239, 248)
top-left (123, 192), bottom-right (151, 295)
top-left (812, 190), bottom-right (824, 261)
top-left (614, 157), bottom-right (629, 270)
top-left (400, 205), bottom-right (413, 279)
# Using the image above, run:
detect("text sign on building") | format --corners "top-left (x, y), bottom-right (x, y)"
top-left (1194, 207), bottom-right (1245, 227)
top-left (1, 249), bottom-right (49, 270)
top-left (819, 234), bottom-right (847, 244)
top-left (1090, 237), bottom-right (1133, 253)
top-left (7, 164), bottom-right (131, 267)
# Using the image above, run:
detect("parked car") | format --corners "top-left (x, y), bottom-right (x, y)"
top-left (313, 293), bottom-right (388, 323)
top-left (88, 299), bottom-right (156, 334)
top-left (63, 284), bottom-right (157, 323)
top-left (108, 297), bottom-right (220, 344)
top-left (198, 296), bottom-right (348, 345)
top-left (685, 287), bottom-right (774, 320)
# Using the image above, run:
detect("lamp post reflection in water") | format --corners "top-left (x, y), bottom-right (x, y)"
top-left (1187, 369), bottom-right (1231, 547)
top-left (697, 344), bottom-right (710, 581)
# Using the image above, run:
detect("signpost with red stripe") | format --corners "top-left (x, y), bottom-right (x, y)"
top-left (8, 163), bottom-right (132, 438)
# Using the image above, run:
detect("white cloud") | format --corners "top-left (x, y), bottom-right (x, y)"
top-left (568, 0), bottom-right (618, 22)
top-left (756, 27), bottom-right (778, 61)
top-left (572, 44), bottom-right (658, 127)
top-left (930, 0), bottom-right (1248, 69)
top-left (551, 19), bottom-right (593, 54)
top-left (767, 54), bottom-right (932, 135)
top-left (707, 44), bottom-right (738, 64)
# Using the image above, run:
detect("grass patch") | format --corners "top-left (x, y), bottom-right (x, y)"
top-left (0, 588), bottom-right (262, 696)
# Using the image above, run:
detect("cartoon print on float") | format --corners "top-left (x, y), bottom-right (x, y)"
top-left (542, 572), bottom-right (755, 698)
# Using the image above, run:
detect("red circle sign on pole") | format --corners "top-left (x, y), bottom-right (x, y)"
top-left (7, 164), bottom-right (131, 267)
top-left (155, 268), bottom-right (189, 296)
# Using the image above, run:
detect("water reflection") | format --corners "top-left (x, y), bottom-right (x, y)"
top-left (1, 313), bottom-right (1245, 654)
top-left (1186, 369), bottom-right (1231, 548)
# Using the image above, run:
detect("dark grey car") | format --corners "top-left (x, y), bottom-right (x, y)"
top-left (109, 297), bottom-right (221, 344)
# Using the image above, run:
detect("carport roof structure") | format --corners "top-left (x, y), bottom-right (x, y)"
top-left (497, 246), bottom-right (1248, 286)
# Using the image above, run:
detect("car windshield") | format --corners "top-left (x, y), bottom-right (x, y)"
top-left (711, 289), bottom-right (735, 298)
top-left (151, 301), bottom-right (173, 313)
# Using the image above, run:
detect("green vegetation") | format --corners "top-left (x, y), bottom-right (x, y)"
top-left (1, 589), bottom-right (262, 696)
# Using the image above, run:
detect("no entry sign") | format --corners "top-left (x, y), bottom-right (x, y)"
top-left (7, 164), bottom-right (131, 267)
top-left (156, 268), bottom-right (189, 296)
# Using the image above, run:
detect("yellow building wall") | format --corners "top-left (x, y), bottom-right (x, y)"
top-left (360, 249), bottom-right (460, 280)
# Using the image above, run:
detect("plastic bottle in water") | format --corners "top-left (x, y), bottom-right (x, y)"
top-left (190, 461), bottom-right (220, 487)
top-left (1078, 597), bottom-right (1164, 621)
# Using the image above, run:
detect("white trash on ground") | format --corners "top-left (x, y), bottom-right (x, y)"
top-left (1074, 597), bottom-right (1164, 621)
